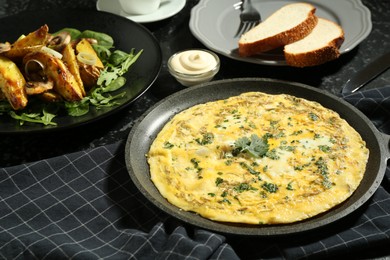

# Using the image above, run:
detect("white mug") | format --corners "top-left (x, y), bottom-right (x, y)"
top-left (119, 0), bottom-right (162, 15)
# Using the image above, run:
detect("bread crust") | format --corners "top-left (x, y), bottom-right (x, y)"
top-left (284, 25), bottom-right (345, 67)
top-left (238, 6), bottom-right (318, 57)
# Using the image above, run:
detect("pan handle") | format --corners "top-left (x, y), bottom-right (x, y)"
top-left (380, 132), bottom-right (390, 160)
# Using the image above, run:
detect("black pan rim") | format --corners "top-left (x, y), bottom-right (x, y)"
top-left (125, 77), bottom-right (386, 236)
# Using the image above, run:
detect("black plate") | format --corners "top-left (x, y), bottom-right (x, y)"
top-left (125, 78), bottom-right (388, 236)
top-left (0, 9), bottom-right (161, 134)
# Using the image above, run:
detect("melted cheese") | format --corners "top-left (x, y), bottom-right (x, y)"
top-left (147, 92), bottom-right (369, 225)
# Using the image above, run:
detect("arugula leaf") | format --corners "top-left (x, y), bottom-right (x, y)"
top-left (65, 99), bottom-right (90, 117)
top-left (97, 67), bottom-right (121, 87)
top-left (90, 88), bottom-right (126, 107)
top-left (41, 107), bottom-right (57, 123)
top-left (9, 110), bottom-right (57, 126)
top-left (109, 50), bottom-right (130, 66)
top-left (8, 102), bottom-right (59, 125)
top-left (97, 49), bottom-right (142, 86)
top-left (103, 76), bottom-right (127, 92)
top-left (118, 49), bottom-right (143, 75)
top-left (65, 86), bottom-right (126, 117)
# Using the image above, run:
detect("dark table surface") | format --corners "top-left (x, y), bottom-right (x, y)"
top-left (1, 0), bottom-right (390, 259)
top-left (1, 0), bottom-right (389, 167)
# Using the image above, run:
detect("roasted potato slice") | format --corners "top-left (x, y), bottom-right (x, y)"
top-left (0, 56), bottom-right (28, 110)
top-left (23, 51), bottom-right (83, 101)
top-left (3, 25), bottom-right (49, 60)
top-left (62, 44), bottom-right (85, 96)
top-left (75, 39), bottom-right (104, 88)
top-left (39, 91), bottom-right (63, 103)
top-left (25, 80), bottom-right (54, 95)
top-left (78, 63), bottom-right (101, 89)
top-left (76, 38), bottom-right (104, 68)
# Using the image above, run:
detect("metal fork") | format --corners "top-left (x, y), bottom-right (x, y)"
top-left (234, 0), bottom-right (261, 38)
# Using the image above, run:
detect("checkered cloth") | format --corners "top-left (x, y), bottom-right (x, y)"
top-left (1, 87), bottom-right (389, 259)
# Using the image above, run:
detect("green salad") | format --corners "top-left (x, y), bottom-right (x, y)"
top-left (0, 27), bottom-right (142, 126)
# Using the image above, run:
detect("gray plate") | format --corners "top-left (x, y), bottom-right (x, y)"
top-left (189, 0), bottom-right (372, 66)
top-left (125, 78), bottom-right (388, 236)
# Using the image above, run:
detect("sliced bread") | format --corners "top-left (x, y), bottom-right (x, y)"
top-left (238, 3), bottom-right (318, 57)
top-left (284, 18), bottom-right (345, 67)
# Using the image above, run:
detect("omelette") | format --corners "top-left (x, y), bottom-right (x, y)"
top-left (147, 92), bottom-right (369, 225)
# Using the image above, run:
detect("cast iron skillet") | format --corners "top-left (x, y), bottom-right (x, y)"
top-left (125, 78), bottom-right (390, 236)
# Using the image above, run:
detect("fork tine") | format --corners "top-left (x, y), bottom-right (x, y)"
top-left (235, 22), bottom-right (253, 38)
top-left (234, 21), bottom-right (245, 38)
top-left (241, 23), bottom-right (250, 35)
top-left (246, 22), bottom-right (257, 32)
top-left (236, 23), bottom-right (247, 38)
top-left (239, 22), bottom-right (256, 36)
top-left (234, 0), bottom-right (261, 38)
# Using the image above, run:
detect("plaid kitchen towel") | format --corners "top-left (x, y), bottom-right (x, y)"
top-left (342, 86), bottom-right (390, 188)
top-left (0, 140), bottom-right (239, 260)
top-left (342, 86), bottom-right (390, 136)
top-left (0, 86), bottom-right (389, 259)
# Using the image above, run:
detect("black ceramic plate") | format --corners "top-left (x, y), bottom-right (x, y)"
top-left (125, 78), bottom-right (387, 236)
top-left (0, 9), bottom-right (161, 134)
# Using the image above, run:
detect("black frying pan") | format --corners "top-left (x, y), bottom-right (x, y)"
top-left (125, 78), bottom-right (390, 236)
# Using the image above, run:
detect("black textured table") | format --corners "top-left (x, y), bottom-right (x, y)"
top-left (0, 0), bottom-right (389, 259)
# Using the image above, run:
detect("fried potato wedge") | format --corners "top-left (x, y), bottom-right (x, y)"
top-left (0, 56), bottom-right (28, 110)
top-left (23, 51), bottom-right (83, 101)
top-left (62, 44), bottom-right (85, 96)
top-left (25, 80), bottom-right (54, 95)
top-left (39, 91), bottom-right (63, 103)
top-left (78, 63), bottom-right (101, 89)
top-left (4, 25), bottom-right (49, 60)
top-left (75, 39), bottom-right (103, 89)
top-left (76, 38), bottom-right (104, 68)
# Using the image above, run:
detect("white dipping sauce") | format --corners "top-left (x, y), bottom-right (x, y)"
top-left (170, 50), bottom-right (218, 74)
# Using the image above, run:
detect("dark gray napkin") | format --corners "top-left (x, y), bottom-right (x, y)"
top-left (342, 86), bottom-right (390, 186)
top-left (1, 87), bottom-right (389, 259)
top-left (342, 86), bottom-right (390, 136)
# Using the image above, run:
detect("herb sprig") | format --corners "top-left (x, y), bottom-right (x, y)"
top-left (233, 134), bottom-right (269, 158)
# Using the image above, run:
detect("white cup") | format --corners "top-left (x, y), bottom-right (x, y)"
top-left (119, 0), bottom-right (162, 15)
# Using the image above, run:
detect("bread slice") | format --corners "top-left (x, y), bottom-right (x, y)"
top-left (284, 18), bottom-right (345, 67)
top-left (238, 3), bottom-right (318, 57)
